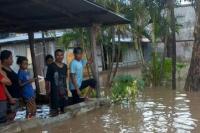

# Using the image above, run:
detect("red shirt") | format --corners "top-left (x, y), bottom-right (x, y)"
top-left (0, 74), bottom-right (7, 101)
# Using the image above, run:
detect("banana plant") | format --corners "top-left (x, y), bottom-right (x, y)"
top-left (95, 0), bottom-right (129, 87)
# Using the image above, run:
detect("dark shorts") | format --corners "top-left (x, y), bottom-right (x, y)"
top-left (71, 79), bottom-right (96, 104)
top-left (7, 98), bottom-right (19, 113)
top-left (50, 91), bottom-right (68, 114)
top-left (0, 101), bottom-right (7, 123)
top-left (79, 79), bottom-right (96, 91)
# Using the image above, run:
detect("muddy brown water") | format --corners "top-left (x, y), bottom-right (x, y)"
top-left (24, 85), bottom-right (200, 133)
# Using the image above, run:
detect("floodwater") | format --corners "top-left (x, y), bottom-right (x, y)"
top-left (25, 83), bottom-right (200, 133)
top-left (15, 105), bottom-right (50, 120)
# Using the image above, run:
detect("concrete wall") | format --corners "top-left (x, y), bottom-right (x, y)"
top-left (157, 40), bottom-right (193, 62)
top-left (175, 6), bottom-right (195, 41)
top-left (155, 5), bottom-right (195, 62)
top-left (97, 44), bottom-right (142, 71)
top-left (176, 41), bottom-right (193, 61)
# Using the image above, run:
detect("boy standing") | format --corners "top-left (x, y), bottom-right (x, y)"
top-left (69, 47), bottom-right (96, 104)
top-left (46, 49), bottom-right (71, 116)
top-left (17, 56), bottom-right (36, 119)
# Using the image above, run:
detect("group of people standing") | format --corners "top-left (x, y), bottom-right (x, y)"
top-left (0, 47), bottom-right (96, 123)
top-left (0, 50), bottom-right (36, 123)
top-left (46, 47), bottom-right (96, 116)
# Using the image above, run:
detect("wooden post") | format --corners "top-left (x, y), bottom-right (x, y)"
top-left (170, 0), bottom-right (176, 90)
top-left (90, 24), bottom-right (100, 98)
top-left (28, 32), bottom-right (40, 94)
top-left (42, 32), bottom-right (46, 61)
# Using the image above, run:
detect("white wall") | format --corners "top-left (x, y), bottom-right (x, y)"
top-left (0, 44), bottom-right (27, 72)
top-left (175, 6), bottom-right (195, 41)
top-left (122, 45), bottom-right (141, 66)
top-left (0, 41), bottom-right (56, 74)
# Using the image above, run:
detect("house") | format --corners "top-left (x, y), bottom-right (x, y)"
top-left (0, 0), bottom-right (130, 97)
top-left (156, 5), bottom-right (195, 62)
top-left (0, 31), bottom-right (151, 77)
top-left (0, 32), bottom-right (63, 75)
top-left (0, 5), bottom-right (194, 75)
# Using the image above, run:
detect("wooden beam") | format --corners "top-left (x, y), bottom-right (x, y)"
top-left (28, 32), bottom-right (40, 94)
top-left (0, 22), bottom-right (91, 33)
top-left (90, 24), bottom-right (100, 98)
top-left (0, 0), bottom-right (29, 7)
top-left (9, 17), bottom-right (74, 26)
top-left (0, 13), bottom-right (20, 25)
top-left (75, 11), bottom-right (107, 16)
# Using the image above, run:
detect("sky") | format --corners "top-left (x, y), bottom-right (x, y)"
top-left (179, 0), bottom-right (192, 5)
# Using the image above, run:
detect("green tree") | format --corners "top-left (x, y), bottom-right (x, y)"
top-left (126, 0), bottom-right (150, 64)
top-left (145, 0), bottom-right (168, 86)
top-left (139, 0), bottom-right (179, 87)
top-left (184, 0), bottom-right (200, 91)
top-left (168, 0), bottom-right (177, 90)
top-left (96, 0), bottom-right (129, 86)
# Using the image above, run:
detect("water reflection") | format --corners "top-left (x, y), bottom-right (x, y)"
top-left (173, 92), bottom-right (198, 132)
top-left (27, 88), bottom-right (200, 133)
top-left (15, 105), bottom-right (50, 120)
top-left (135, 89), bottom-right (198, 133)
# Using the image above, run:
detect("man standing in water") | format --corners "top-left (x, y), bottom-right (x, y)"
top-left (1, 50), bottom-right (21, 121)
top-left (69, 47), bottom-right (96, 104)
top-left (46, 49), bottom-right (71, 116)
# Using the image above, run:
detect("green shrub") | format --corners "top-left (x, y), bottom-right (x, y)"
top-left (163, 58), bottom-right (172, 80)
top-left (111, 75), bottom-right (144, 103)
top-left (176, 62), bottom-right (187, 79)
top-left (81, 87), bottom-right (96, 98)
top-left (142, 56), bottom-right (187, 87)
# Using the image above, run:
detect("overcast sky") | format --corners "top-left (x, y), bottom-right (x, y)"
top-left (179, 0), bottom-right (191, 5)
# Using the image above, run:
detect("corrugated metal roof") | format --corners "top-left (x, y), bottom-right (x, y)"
top-left (0, 32), bottom-right (151, 45)
top-left (0, 0), bottom-right (130, 33)
top-left (0, 32), bottom-right (63, 44)
top-left (113, 37), bottom-right (150, 43)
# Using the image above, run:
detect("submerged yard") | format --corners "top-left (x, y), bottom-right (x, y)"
top-left (0, 65), bottom-right (198, 133)
top-left (26, 83), bottom-right (200, 133)
top-left (13, 66), bottom-right (198, 133)
top-left (1, 0), bottom-right (200, 133)
top-left (20, 67), bottom-right (200, 133)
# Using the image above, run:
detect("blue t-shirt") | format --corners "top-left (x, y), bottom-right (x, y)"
top-left (69, 59), bottom-right (87, 90)
top-left (18, 70), bottom-right (35, 100)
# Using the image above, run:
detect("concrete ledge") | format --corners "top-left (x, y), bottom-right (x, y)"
top-left (0, 98), bottom-right (110, 133)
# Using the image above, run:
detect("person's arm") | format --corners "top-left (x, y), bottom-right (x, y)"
top-left (18, 71), bottom-right (36, 87)
top-left (45, 65), bottom-right (53, 94)
top-left (70, 62), bottom-right (81, 95)
top-left (0, 71), bottom-right (12, 86)
top-left (4, 85), bottom-right (16, 104)
top-left (70, 73), bottom-right (81, 95)
top-left (0, 74), bottom-right (15, 104)
top-left (87, 56), bottom-right (93, 65)
top-left (66, 66), bottom-right (72, 97)
top-left (19, 78), bottom-right (36, 87)
top-left (45, 80), bottom-right (51, 94)
top-left (0, 76), bottom-right (12, 86)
